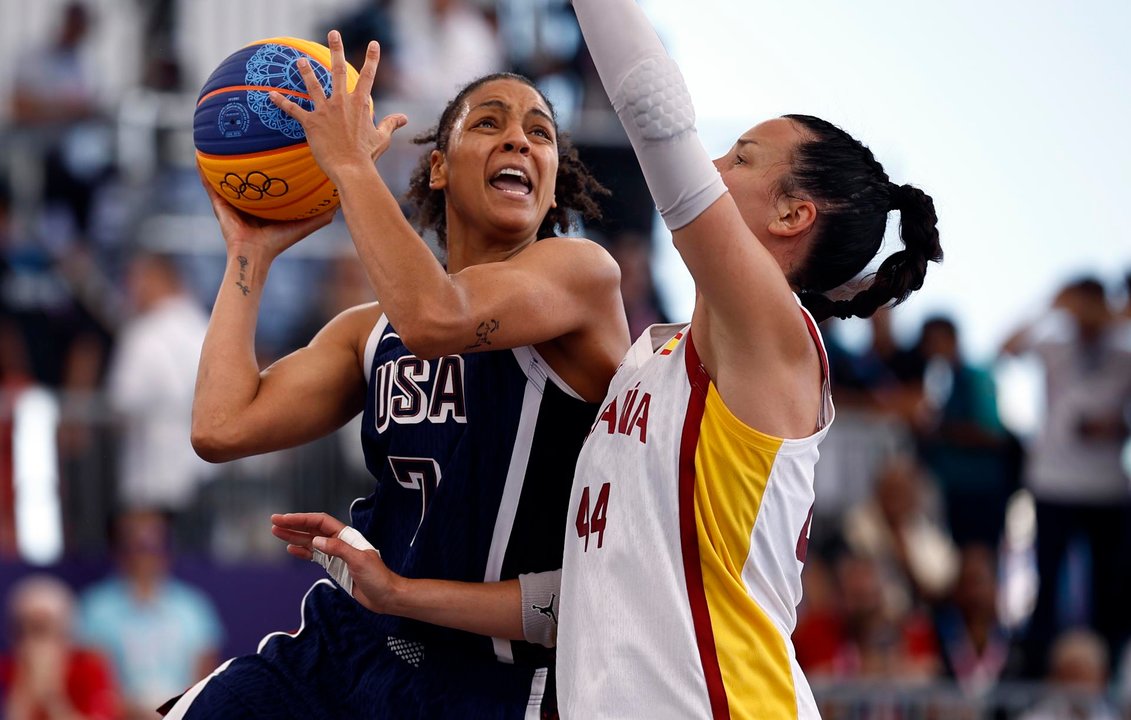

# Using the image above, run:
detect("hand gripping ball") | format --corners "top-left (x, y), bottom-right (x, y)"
top-left (193, 37), bottom-right (370, 221)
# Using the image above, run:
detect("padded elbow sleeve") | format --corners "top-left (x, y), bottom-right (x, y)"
top-left (574, 0), bottom-right (727, 230)
top-left (613, 55), bottom-right (726, 230)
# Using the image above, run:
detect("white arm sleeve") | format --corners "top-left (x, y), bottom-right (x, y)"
top-left (572, 0), bottom-right (727, 230)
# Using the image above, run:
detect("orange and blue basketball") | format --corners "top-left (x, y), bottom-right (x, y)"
top-left (193, 37), bottom-right (369, 221)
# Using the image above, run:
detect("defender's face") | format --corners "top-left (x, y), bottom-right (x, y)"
top-left (712, 117), bottom-right (810, 237)
top-left (437, 79), bottom-right (560, 241)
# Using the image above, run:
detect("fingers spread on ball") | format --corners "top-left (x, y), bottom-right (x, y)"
top-left (268, 91), bottom-right (307, 122)
top-left (294, 56), bottom-right (327, 101)
top-left (328, 30), bottom-right (348, 93)
top-left (356, 41), bottom-right (381, 99)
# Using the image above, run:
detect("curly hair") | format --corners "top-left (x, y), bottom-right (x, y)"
top-left (403, 73), bottom-right (608, 247)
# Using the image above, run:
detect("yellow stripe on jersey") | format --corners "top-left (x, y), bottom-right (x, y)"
top-left (694, 382), bottom-right (796, 719)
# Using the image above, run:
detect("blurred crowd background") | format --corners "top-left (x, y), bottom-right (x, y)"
top-left (0, 0), bottom-right (1129, 718)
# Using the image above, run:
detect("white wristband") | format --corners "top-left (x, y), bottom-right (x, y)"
top-left (519, 569), bottom-right (562, 648)
top-left (311, 525), bottom-right (377, 597)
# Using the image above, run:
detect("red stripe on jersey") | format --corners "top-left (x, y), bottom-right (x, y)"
top-left (798, 306), bottom-right (829, 380)
top-left (678, 332), bottom-right (730, 719)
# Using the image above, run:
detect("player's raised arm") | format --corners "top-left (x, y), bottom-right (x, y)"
top-left (325, 155), bottom-right (621, 366)
top-left (270, 33), bottom-right (627, 401)
top-left (190, 182), bottom-right (369, 462)
top-left (572, 0), bottom-right (940, 435)
top-left (569, 0), bottom-right (803, 356)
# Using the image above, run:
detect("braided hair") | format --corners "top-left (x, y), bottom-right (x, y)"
top-left (404, 73), bottom-right (607, 247)
top-left (782, 114), bottom-right (943, 322)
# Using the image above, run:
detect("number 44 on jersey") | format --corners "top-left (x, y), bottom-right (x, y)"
top-left (575, 482), bottom-right (610, 551)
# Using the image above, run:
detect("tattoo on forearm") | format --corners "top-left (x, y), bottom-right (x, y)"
top-left (235, 255), bottom-right (250, 296)
top-left (465, 319), bottom-right (500, 350)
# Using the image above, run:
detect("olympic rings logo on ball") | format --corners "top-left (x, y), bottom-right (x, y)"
top-left (220, 171), bottom-right (290, 201)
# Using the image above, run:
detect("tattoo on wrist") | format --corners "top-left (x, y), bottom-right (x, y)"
top-left (236, 255), bottom-right (250, 296)
top-left (465, 319), bottom-right (500, 350)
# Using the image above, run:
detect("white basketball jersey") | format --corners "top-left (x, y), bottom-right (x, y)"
top-left (559, 315), bottom-right (833, 719)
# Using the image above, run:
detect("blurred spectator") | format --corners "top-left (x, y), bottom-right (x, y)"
top-left (796, 551), bottom-right (940, 681)
top-left (106, 252), bottom-right (213, 520)
top-left (868, 306), bottom-right (928, 389)
top-left (12, 3), bottom-right (96, 126)
top-left (793, 554), bottom-right (844, 673)
top-left (933, 544), bottom-right (1021, 694)
top-left (842, 454), bottom-right (958, 609)
top-left (1001, 278), bottom-right (1131, 677)
top-left (821, 313), bottom-right (907, 415)
top-left (77, 509), bottom-right (222, 719)
top-left (607, 232), bottom-right (671, 338)
top-left (12, 1), bottom-right (113, 241)
top-left (0, 574), bottom-right (119, 720)
top-left (394, 0), bottom-right (504, 117)
top-left (0, 172), bottom-right (110, 394)
top-left (133, 0), bottom-right (181, 93)
top-left (0, 180), bottom-right (42, 557)
top-left (914, 315), bottom-right (1021, 547)
top-left (811, 316), bottom-right (918, 544)
top-left (0, 316), bottom-right (34, 558)
top-left (286, 254), bottom-right (378, 351)
top-left (496, 0), bottom-right (585, 125)
top-left (56, 328), bottom-right (114, 558)
top-left (1020, 628), bottom-right (1120, 720)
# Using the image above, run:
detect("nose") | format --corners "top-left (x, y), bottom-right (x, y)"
top-left (712, 156), bottom-right (725, 172)
top-left (501, 124), bottom-right (531, 155)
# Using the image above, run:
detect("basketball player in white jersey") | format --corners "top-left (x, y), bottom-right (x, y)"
top-left (554, 1), bottom-right (944, 717)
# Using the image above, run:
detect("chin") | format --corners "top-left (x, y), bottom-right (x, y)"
top-left (488, 209), bottom-right (542, 239)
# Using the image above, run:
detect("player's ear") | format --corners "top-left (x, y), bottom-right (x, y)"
top-left (429, 150), bottom-right (448, 190)
top-left (767, 195), bottom-right (816, 238)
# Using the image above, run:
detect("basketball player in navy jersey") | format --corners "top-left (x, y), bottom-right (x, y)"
top-left (164, 33), bottom-right (629, 719)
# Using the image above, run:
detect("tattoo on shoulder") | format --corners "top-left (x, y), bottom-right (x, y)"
top-left (465, 319), bottom-right (500, 350)
top-left (236, 255), bottom-right (250, 296)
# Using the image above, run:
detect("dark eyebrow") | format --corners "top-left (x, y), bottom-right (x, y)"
top-left (471, 100), bottom-right (555, 127)
top-left (528, 107), bottom-right (554, 125)
top-left (737, 138), bottom-right (758, 148)
top-left (472, 99), bottom-right (509, 113)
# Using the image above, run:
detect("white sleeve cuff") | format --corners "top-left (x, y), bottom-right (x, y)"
top-left (518, 569), bottom-right (561, 648)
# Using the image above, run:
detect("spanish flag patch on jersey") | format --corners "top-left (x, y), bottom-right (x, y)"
top-left (659, 332), bottom-right (684, 356)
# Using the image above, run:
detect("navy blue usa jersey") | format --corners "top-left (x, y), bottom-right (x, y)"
top-left (167, 315), bottom-right (599, 720)
top-left (351, 315), bottom-right (598, 666)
